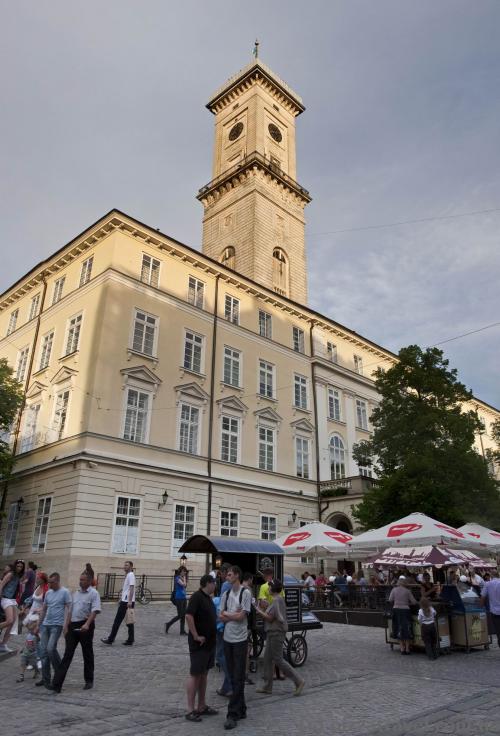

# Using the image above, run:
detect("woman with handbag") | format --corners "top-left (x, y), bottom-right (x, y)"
top-left (165, 566), bottom-right (188, 635)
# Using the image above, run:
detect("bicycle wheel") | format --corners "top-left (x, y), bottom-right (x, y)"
top-left (138, 587), bottom-right (153, 605)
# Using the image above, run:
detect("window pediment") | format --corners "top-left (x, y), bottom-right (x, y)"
top-left (25, 381), bottom-right (47, 399)
top-left (51, 366), bottom-right (78, 385)
top-left (120, 365), bottom-right (162, 396)
top-left (216, 394), bottom-right (248, 416)
top-left (290, 417), bottom-right (314, 434)
top-left (174, 382), bottom-right (210, 407)
top-left (253, 407), bottom-right (282, 425)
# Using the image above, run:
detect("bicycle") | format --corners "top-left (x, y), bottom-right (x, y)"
top-left (137, 577), bottom-right (153, 605)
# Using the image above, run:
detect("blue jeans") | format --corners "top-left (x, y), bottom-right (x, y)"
top-left (216, 630), bottom-right (231, 694)
top-left (40, 624), bottom-right (63, 685)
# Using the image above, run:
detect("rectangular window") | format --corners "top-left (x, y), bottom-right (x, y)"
top-left (29, 293), bottom-right (41, 321)
top-left (3, 502), bottom-right (21, 556)
top-left (354, 354), bottom-right (363, 375)
top-left (32, 497), bottom-right (52, 552)
top-left (292, 326), bottom-right (305, 353)
top-left (359, 465), bottom-right (373, 478)
top-left (223, 346), bottom-right (241, 387)
top-left (260, 515), bottom-right (277, 541)
top-left (172, 503), bottom-right (195, 556)
top-left (132, 310), bottom-right (157, 356)
top-left (356, 399), bottom-right (368, 430)
top-left (220, 510), bottom-right (239, 537)
top-left (123, 388), bottom-right (150, 443)
top-left (39, 330), bottom-right (54, 370)
top-left (224, 294), bottom-right (240, 325)
top-left (65, 314), bottom-right (82, 355)
top-left (294, 374), bottom-right (308, 409)
top-left (258, 360), bottom-right (274, 398)
top-left (53, 390), bottom-right (70, 439)
top-left (183, 331), bottom-right (203, 373)
top-left (187, 276), bottom-right (205, 309)
top-left (79, 256), bottom-right (94, 287)
top-left (327, 341), bottom-right (337, 363)
top-left (179, 404), bottom-right (199, 454)
top-left (258, 310), bottom-right (272, 339)
top-left (112, 496), bottom-right (141, 554)
top-left (328, 388), bottom-right (341, 421)
top-left (16, 346), bottom-right (29, 382)
top-left (52, 277), bottom-right (65, 305)
top-left (140, 254), bottom-right (160, 287)
top-left (296, 437), bottom-right (310, 479)
top-left (221, 415), bottom-right (239, 463)
top-left (7, 309), bottom-right (19, 335)
top-left (21, 403), bottom-right (41, 453)
top-left (258, 426), bottom-right (275, 471)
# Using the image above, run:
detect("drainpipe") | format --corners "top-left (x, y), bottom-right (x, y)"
top-left (309, 321), bottom-right (322, 522)
top-left (206, 274), bottom-right (220, 551)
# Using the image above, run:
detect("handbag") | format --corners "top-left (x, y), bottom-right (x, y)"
top-left (125, 607), bottom-right (136, 625)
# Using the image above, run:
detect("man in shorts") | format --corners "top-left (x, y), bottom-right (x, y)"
top-left (184, 574), bottom-right (218, 722)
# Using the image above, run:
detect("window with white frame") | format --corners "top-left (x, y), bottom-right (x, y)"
top-left (258, 360), bottom-right (274, 398)
top-left (79, 256), bottom-right (94, 287)
top-left (328, 388), bottom-right (342, 421)
top-left (258, 426), bottom-right (275, 471)
top-left (223, 346), bottom-right (241, 387)
top-left (224, 294), bottom-right (240, 325)
top-left (39, 330), bottom-right (54, 370)
top-left (172, 503), bottom-right (195, 555)
top-left (356, 399), bottom-right (368, 430)
top-left (7, 309), bottom-right (19, 335)
top-left (295, 436), bottom-right (310, 479)
top-left (112, 496), bottom-right (141, 554)
top-left (53, 390), bottom-right (70, 439)
top-left (259, 310), bottom-right (272, 339)
top-left (140, 254), bottom-right (160, 287)
top-left (221, 415), bottom-right (239, 463)
top-left (16, 346), bottom-right (29, 382)
top-left (123, 388), bottom-right (150, 443)
top-left (29, 293), bottom-right (41, 321)
top-left (183, 330), bottom-right (203, 373)
top-left (187, 276), bottom-right (205, 309)
top-left (329, 435), bottom-right (346, 479)
top-left (132, 310), bottom-right (157, 356)
top-left (220, 510), bottom-right (239, 537)
top-left (354, 354), bottom-right (363, 374)
top-left (3, 502), bottom-right (20, 555)
top-left (32, 497), bottom-right (52, 552)
top-left (294, 374), bottom-right (308, 409)
top-left (65, 314), bottom-right (82, 355)
top-left (260, 515), bottom-right (277, 540)
top-left (292, 326), bottom-right (305, 353)
top-left (178, 404), bottom-right (199, 454)
top-left (21, 403), bottom-right (41, 453)
top-left (327, 341), bottom-right (338, 363)
top-left (358, 464), bottom-right (373, 478)
top-left (52, 277), bottom-right (65, 305)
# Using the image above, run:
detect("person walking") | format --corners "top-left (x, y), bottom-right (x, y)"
top-left (0, 563), bottom-right (21, 652)
top-left (220, 565), bottom-right (252, 730)
top-left (418, 597), bottom-right (439, 659)
top-left (480, 570), bottom-right (500, 647)
top-left (36, 572), bottom-right (72, 689)
top-left (389, 576), bottom-right (416, 655)
top-left (16, 619), bottom-right (40, 683)
top-left (52, 571), bottom-right (101, 692)
top-left (165, 566), bottom-right (188, 635)
top-left (184, 574), bottom-right (218, 722)
top-left (101, 560), bottom-right (135, 646)
top-left (255, 579), bottom-right (305, 696)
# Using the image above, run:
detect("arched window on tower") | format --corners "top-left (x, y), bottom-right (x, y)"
top-left (272, 248), bottom-right (288, 297)
top-left (329, 434), bottom-right (346, 480)
top-left (220, 246), bottom-right (236, 270)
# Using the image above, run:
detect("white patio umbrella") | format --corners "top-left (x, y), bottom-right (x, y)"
top-left (347, 512), bottom-right (481, 552)
top-left (275, 521), bottom-right (352, 555)
top-left (458, 523), bottom-right (500, 552)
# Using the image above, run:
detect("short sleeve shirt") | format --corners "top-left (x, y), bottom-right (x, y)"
top-left (43, 587), bottom-right (72, 626)
top-left (71, 587), bottom-right (101, 622)
top-left (121, 572), bottom-right (136, 603)
top-left (186, 589), bottom-right (217, 650)
top-left (222, 586), bottom-right (252, 643)
top-left (482, 579), bottom-right (500, 615)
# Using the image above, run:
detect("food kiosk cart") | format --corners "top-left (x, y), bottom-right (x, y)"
top-left (440, 585), bottom-right (490, 652)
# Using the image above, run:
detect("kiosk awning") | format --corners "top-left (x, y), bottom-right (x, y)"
top-left (179, 534), bottom-right (284, 556)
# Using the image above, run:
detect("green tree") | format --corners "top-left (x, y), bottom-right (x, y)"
top-left (352, 345), bottom-right (500, 530)
top-left (487, 418), bottom-right (500, 466)
top-left (0, 358), bottom-right (24, 480)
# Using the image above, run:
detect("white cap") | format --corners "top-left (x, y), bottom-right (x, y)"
top-left (459, 575), bottom-right (468, 583)
top-left (346, 575), bottom-right (353, 583)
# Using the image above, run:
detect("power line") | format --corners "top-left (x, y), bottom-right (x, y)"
top-left (428, 321), bottom-right (500, 348)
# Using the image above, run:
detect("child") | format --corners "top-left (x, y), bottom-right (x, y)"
top-left (418, 597), bottom-right (438, 660)
top-left (16, 619), bottom-right (39, 682)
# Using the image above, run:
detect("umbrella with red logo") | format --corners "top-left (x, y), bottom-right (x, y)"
top-left (274, 521), bottom-right (353, 554)
top-left (458, 523), bottom-right (500, 552)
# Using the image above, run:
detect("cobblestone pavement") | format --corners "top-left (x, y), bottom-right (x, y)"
top-left (1, 603), bottom-right (499, 736)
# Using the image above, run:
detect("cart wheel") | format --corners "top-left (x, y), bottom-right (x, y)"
top-left (248, 631), bottom-right (264, 658)
top-left (286, 635), bottom-right (308, 667)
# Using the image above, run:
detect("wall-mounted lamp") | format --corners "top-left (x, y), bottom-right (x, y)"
top-left (158, 490), bottom-right (169, 510)
top-left (214, 553), bottom-right (223, 569)
top-left (16, 497), bottom-right (25, 514)
top-left (291, 510), bottom-right (297, 524)
top-left (180, 553), bottom-right (187, 566)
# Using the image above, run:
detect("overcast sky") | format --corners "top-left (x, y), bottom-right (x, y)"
top-left (1, 1), bottom-right (499, 408)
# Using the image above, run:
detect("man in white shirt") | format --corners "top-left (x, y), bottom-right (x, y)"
top-left (101, 561), bottom-right (135, 646)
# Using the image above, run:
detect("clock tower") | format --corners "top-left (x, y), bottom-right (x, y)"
top-left (197, 58), bottom-right (311, 304)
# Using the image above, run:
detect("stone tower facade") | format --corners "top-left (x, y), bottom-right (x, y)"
top-left (197, 59), bottom-right (311, 304)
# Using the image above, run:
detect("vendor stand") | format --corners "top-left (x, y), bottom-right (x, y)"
top-left (441, 585), bottom-right (490, 652)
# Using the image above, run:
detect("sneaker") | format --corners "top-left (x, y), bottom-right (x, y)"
top-left (294, 680), bottom-right (305, 696)
top-left (256, 687), bottom-right (272, 694)
top-left (224, 718), bottom-right (237, 730)
top-left (101, 638), bottom-right (113, 645)
top-left (26, 665), bottom-right (34, 671)
top-left (0, 644), bottom-right (14, 653)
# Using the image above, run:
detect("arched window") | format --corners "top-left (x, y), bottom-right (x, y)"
top-left (220, 246), bottom-right (235, 270)
top-left (329, 434), bottom-right (346, 480)
top-left (272, 248), bottom-right (288, 296)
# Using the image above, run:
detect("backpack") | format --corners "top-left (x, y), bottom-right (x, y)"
top-left (221, 587), bottom-right (252, 628)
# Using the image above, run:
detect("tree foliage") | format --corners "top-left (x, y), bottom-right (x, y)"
top-left (0, 358), bottom-right (24, 479)
top-left (352, 345), bottom-right (500, 530)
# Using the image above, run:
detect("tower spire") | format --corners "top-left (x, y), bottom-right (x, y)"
top-left (253, 39), bottom-right (259, 58)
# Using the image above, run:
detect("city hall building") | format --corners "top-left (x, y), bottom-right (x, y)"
top-left (1, 59), bottom-right (498, 579)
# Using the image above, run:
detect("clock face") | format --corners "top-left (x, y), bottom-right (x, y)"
top-left (268, 123), bottom-right (282, 143)
top-left (228, 122), bottom-right (244, 141)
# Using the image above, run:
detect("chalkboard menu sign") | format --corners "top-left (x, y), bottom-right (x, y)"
top-left (285, 586), bottom-right (302, 624)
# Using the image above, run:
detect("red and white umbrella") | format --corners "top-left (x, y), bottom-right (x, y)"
top-left (458, 523), bottom-right (500, 552)
top-left (275, 521), bottom-right (352, 554)
top-left (347, 512), bottom-right (479, 551)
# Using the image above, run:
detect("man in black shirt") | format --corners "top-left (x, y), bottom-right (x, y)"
top-left (184, 574), bottom-right (217, 722)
